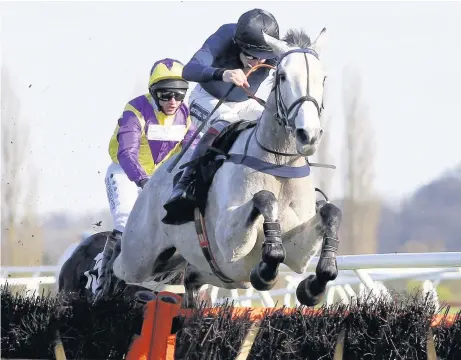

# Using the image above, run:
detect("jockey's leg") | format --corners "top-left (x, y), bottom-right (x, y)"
top-left (162, 122), bottom-right (226, 225)
top-left (94, 162), bottom-right (139, 299)
top-left (162, 85), bottom-right (238, 225)
top-left (187, 85), bottom-right (232, 134)
top-left (187, 84), bottom-right (264, 132)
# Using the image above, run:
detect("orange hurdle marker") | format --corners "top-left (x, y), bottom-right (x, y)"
top-left (126, 291), bottom-right (182, 360)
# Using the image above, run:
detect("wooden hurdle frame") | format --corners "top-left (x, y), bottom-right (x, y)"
top-left (121, 291), bottom-right (456, 360)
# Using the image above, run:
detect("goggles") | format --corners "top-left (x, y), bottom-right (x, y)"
top-left (156, 90), bottom-right (186, 102)
top-left (241, 50), bottom-right (261, 61)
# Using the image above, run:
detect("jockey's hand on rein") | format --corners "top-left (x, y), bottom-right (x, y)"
top-left (136, 178), bottom-right (149, 189)
top-left (223, 69), bottom-right (250, 88)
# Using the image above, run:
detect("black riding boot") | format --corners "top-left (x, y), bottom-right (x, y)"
top-left (94, 229), bottom-right (122, 301)
top-left (162, 127), bottom-right (220, 225)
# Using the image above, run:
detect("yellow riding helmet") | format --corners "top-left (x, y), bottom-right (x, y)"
top-left (148, 58), bottom-right (189, 91)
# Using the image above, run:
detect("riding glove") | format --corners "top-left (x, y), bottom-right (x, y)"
top-left (136, 178), bottom-right (149, 189)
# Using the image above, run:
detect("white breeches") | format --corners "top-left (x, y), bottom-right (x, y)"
top-left (187, 83), bottom-right (268, 134)
top-left (105, 162), bottom-right (141, 233)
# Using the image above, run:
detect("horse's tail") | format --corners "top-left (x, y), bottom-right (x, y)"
top-left (55, 243), bottom-right (80, 293)
top-left (56, 231), bottom-right (108, 295)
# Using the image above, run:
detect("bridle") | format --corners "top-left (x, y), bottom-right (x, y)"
top-left (241, 48), bottom-right (330, 163)
top-left (273, 48), bottom-right (324, 130)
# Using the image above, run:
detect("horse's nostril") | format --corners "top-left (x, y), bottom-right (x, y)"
top-left (296, 129), bottom-right (309, 144)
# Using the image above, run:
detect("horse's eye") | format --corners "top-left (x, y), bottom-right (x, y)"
top-left (279, 73), bottom-right (286, 81)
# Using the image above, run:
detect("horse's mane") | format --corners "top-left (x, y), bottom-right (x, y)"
top-left (263, 28), bottom-right (312, 89)
top-left (283, 28), bottom-right (312, 49)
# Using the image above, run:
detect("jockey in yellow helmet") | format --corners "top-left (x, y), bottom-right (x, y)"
top-left (94, 58), bottom-right (199, 300)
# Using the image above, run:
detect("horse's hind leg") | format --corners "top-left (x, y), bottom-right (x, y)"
top-left (183, 264), bottom-right (213, 309)
top-left (249, 190), bottom-right (286, 291)
top-left (296, 202), bottom-right (342, 306)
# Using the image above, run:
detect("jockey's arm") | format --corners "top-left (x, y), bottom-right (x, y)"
top-left (182, 24), bottom-right (235, 83)
top-left (116, 108), bottom-right (149, 187)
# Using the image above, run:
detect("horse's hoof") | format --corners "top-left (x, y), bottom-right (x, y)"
top-left (134, 290), bottom-right (157, 304)
top-left (316, 257), bottom-right (338, 282)
top-left (262, 242), bottom-right (286, 265)
top-left (296, 274), bottom-right (326, 307)
top-left (250, 262), bottom-right (278, 291)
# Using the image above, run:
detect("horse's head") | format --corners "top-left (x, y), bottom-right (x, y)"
top-left (263, 28), bottom-right (328, 156)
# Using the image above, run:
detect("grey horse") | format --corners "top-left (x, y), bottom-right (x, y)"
top-left (109, 27), bottom-right (342, 308)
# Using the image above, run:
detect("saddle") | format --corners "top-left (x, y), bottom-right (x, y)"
top-left (172, 119), bottom-right (257, 222)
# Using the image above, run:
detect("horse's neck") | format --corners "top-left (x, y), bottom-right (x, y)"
top-left (251, 99), bottom-right (304, 166)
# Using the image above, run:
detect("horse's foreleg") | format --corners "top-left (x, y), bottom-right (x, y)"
top-left (296, 202), bottom-right (342, 306)
top-left (249, 190), bottom-right (286, 291)
top-left (316, 202), bottom-right (341, 282)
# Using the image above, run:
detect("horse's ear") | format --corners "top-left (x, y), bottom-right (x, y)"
top-left (311, 27), bottom-right (327, 57)
top-left (263, 32), bottom-right (292, 55)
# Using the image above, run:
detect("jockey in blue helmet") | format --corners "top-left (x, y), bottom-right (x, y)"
top-left (162, 8), bottom-right (280, 225)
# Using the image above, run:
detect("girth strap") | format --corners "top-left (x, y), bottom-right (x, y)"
top-left (194, 207), bottom-right (234, 284)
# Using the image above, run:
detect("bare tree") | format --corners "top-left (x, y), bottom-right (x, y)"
top-left (315, 112), bottom-right (334, 197)
top-left (340, 66), bottom-right (381, 255)
top-left (1, 66), bottom-right (43, 266)
top-left (312, 75), bottom-right (336, 199)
